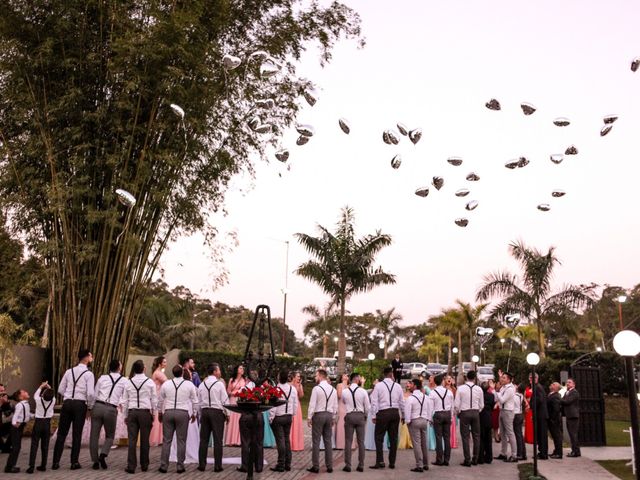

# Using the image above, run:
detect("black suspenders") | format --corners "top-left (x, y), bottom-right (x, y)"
top-left (349, 386), bottom-right (360, 412)
top-left (434, 388), bottom-right (448, 410)
top-left (70, 368), bottom-right (88, 399)
top-left (383, 381), bottom-right (395, 407)
top-left (203, 380), bottom-right (220, 407)
top-left (412, 393), bottom-right (426, 416)
top-left (131, 377), bottom-right (150, 408)
top-left (40, 398), bottom-right (53, 417)
top-left (283, 386), bottom-right (292, 414)
top-left (467, 384), bottom-right (475, 409)
top-left (107, 374), bottom-right (123, 403)
top-left (20, 403), bottom-right (27, 426)
top-left (172, 379), bottom-right (184, 409)
top-left (318, 385), bottom-right (333, 412)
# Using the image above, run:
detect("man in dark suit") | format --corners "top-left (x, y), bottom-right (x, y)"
top-left (529, 373), bottom-right (548, 459)
top-left (561, 378), bottom-right (581, 457)
top-left (391, 355), bottom-right (403, 384)
top-left (547, 382), bottom-right (563, 459)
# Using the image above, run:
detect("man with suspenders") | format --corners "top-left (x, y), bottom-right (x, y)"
top-left (268, 369), bottom-right (298, 472)
top-left (454, 370), bottom-right (484, 467)
top-left (122, 359), bottom-right (157, 473)
top-left (89, 359), bottom-right (126, 470)
top-left (27, 382), bottom-right (55, 473)
top-left (341, 372), bottom-right (369, 472)
top-left (307, 369), bottom-right (337, 474)
top-left (158, 364), bottom-right (198, 473)
top-left (429, 373), bottom-right (454, 466)
top-left (52, 349), bottom-right (95, 470)
top-left (370, 366), bottom-right (404, 470)
top-left (405, 378), bottom-right (432, 472)
top-left (197, 363), bottom-right (228, 473)
top-left (495, 372), bottom-right (518, 462)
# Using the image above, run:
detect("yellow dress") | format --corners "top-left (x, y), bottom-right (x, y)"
top-left (397, 391), bottom-right (413, 449)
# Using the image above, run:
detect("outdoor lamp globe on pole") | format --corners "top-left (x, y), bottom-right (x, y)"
top-left (368, 353), bottom-right (376, 382)
top-left (615, 294), bottom-right (628, 329)
top-left (472, 354), bottom-right (480, 370)
top-left (500, 338), bottom-right (506, 350)
top-left (527, 352), bottom-right (541, 479)
top-left (613, 330), bottom-right (640, 480)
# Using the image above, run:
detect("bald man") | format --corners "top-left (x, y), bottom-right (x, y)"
top-left (547, 382), bottom-right (563, 459)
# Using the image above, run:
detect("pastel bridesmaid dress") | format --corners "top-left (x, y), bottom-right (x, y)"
top-left (290, 382), bottom-right (305, 451)
top-left (149, 368), bottom-right (167, 446)
top-left (224, 377), bottom-right (245, 446)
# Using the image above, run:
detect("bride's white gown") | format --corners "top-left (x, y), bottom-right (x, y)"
top-left (169, 416), bottom-right (201, 463)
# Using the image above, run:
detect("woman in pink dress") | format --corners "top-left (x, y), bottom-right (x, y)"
top-left (150, 356), bottom-right (167, 446)
top-left (335, 374), bottom-right (349, 449)
top-left (446, 374), bottom-right (458, 448)
top-left (225, 365), bottom-right (246, 446)
top-left (290, 371), bottom-right (305, 451)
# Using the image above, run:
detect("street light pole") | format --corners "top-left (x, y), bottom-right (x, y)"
top-left (616, 295), bottom-right (627, 329)
top-left (282, 240), bottom-right (290, 355)
top-left (527, 353), bottom-right (541, 479)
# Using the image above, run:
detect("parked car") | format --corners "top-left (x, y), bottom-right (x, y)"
top-left (402, 362), bottom-right (428, 378)
top-left (427, 363), bottom-right (446, 376)
top-left (305, 357), bottom-right (338, 382)
top-left (477, 366), bottom-right (495, 383)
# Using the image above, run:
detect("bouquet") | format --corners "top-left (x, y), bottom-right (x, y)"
top-left (236, 381), bottom-right (284, 404)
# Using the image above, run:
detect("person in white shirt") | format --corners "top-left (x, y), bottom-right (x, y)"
top-left (454, 370), bottom-right (484, 467)
top-left (369, 366), bottom-right (404, 469)
top-left (513, 383), bottom-right (526, 460)
top-left (27, 382), bottom-right (55, 473)
top-left (307, 369), bottom-right (337, 474)
top-left (122, 359), bottom-right (157, 473)
top-left (341, 372), bottom-right (369, 472)
top-left (89, 359), bottom-right (126, 470)
top-left (4, 389), bottom-right (31, 473)
top-left (268, 369), bottom-right (298, 472)
top-left (495, 372), bottom-right (518, 462)
top-left (158, 364), bottom-right (198, 473)
top-left (197, 363), bottom-right (228, 472)
top-left (429, 373), bottom-right (454, 466)
top-left (405, 378), bottom-right (432, 472)
top-left (52, 348), bottom-right (95, 470)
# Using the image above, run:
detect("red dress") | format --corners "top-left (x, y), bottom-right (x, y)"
top-left (524, 387), bottom-right (534, 444)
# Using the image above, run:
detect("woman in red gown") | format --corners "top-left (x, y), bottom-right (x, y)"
top-left (524, 385), bottom-right (534, 444)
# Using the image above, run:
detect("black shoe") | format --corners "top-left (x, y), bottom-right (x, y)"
top-left (214, 467), bottom-right (224, 472)
top-left (505, 457), bottom-right (518, 463)
top-left (550, 454), bottom-right (562, 459)
top-left (327, 468), bottom-right (333, 473)
top-left (517, 456), bottom-right (527, 461)
top-left (369, 464), bottom-right (385, 469)
top-left (567, 452), bottom-right (581, 458)
top-left (356, 466), bottom-right (364, 472)
top-left (461, 461), bottom-right (471, 467)
top-left (389, 465), bottom-right (395, 469)
top-left (411, 467), bottom-right (424, 472)
top-left (36, 466), bottom-right (46, 472)
top-left (538, 455), bottom-right (549, 460)
top-left (471, 459), bottom-right (478, 465)
top-left (27, 467), bottom-right (35, 474)
top-left (197, 465), bottom-right (206, 472)
top-left (307, 467), bottom-right (320, 473)
top-left (70, 463), bottom-right (82, 470)
top-left (51, 464), bottom-right (60, 470)
top-left (92, 463), bottom-right (100, 470)
top-left (124, 468), bottom-right (135, 474)
top-left (236, 467), bottom-right (247, 473)
top-left (176, 467), bottom-right (186, 474)
top-left (284, 466), bottom-right (291, 472)
top-left (443, 461), bottom-right (449, 466)
top-left (158, 467), bottom-right (168, 473)
top-left (141, 466), bottom-right (148, 472)
top-left (255, 468), bottom-right (263, 473)
top-left (494, 454), bottom-right (507, 461)
top-left (422, 465), bottom-right (429, 471)
top-left (5, 467), bottom-right (20, 473)
top-left (99, 453), bottom-right (108, 469)
top-left (271, 467), bottom-right (285, 472)
top-left (431, 461), bottom-right (444, 466)
top-left (343, 467), bottom-right (352, 472)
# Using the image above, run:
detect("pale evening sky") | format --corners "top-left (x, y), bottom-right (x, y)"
top-left (160, 0), bottom-right (640, 338)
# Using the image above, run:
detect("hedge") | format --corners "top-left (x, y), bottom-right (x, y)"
top-left (179, 350), bottom-right (310, 381)
top-left (352, 359), bottom-right (391, 389)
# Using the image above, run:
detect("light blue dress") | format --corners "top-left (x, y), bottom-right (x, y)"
top-left (263, 411), bottom-right (276, 447)
top-left (424, 386), bottom-right (436, 450)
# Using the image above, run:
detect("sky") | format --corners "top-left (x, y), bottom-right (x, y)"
top-left (159, 0), bottom-right (640, 338)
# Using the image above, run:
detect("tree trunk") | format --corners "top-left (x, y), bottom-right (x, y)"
top-left (536, 316), bottom-right (546, 358)
top-left (383, 334), bottom-right (388, 359)
top-left (469, 328), bottom-right (475, 359)
top-left (457, 329), bottom-right (463, 384)
top-left (337, 296), bottom-right (347, 376)
top-left (447, 336), bottom-right (453, 374)
top-left (322, 334), bottom-right (329, 357)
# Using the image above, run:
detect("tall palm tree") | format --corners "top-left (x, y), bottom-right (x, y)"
top-left (374, 308), bottom-right (403, 359)
top-left (430, 308), bottom-right (465, 375)
top-left (454, 300), bottom-right (488, 360)
top-left (302, 304), bottom-right (339, 357)
top-left (476, 240), bottom-right (592, 357)
top-left (296, 207), bottom-right (396, 374)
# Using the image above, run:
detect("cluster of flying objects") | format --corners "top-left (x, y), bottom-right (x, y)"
top-left (112, 54), bottom-right (640, 227)
top-left (474, 313), bottom-right (523, 347)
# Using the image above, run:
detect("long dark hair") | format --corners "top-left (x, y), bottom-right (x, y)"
top-left (231, 364), bottom-right (246, 382)
top-left (152, 356), bottom-right (165, 373)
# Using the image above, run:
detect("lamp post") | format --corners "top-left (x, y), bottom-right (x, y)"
top-left (616, 295), bottom-right (628, 329)
top-left (527, 352), bottom-right (541, 479)
top-left (613, 330), bottom-right (640, 480)
top-left (472, 354), bottom-right (480, 371)
top-left (281, 240), bottom-right (290, 355)
top-left (368, 353), bottom-right (375, 383)
top-left (452, 347), bottom-right (459, 376)
top-left (500, 338), bottom-right (505, 350)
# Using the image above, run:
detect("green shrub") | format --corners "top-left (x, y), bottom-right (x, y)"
top-left (352, 359), bottom-right (389, 389)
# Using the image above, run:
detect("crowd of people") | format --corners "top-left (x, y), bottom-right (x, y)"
top-left (1, 349), bottom-right (582, 475)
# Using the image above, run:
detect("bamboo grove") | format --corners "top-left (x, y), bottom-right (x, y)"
top-left (0, 0), bottom-right (361, 378)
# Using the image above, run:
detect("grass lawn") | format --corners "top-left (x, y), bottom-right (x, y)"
top-left (517, 463), bottom-right (547, 480)
top-left (597, 460), bottom-right (634, 480)
top-left (606, 420), bottom-right (632, 446)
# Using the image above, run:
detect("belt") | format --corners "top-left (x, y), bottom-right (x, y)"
top-left (378, 407), bottom-right (397, 412)
top-left (460, 409), bottom-right (479, 413)
top-left (202, 407), bottom-right (223, 411)
top-left (95, 400), bottom-right (117, 408)
top-left (129, 408), bottom-right (151, 412)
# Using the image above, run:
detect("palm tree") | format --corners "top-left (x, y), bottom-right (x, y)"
top-left (419, 331), bottom-right (449, 363)
top-left (476, 240), bottom-right (592, 357)
top-left (296, 207), bottom-right (396, 374)
top-left (454, 300), bottom-right (488, 360)
top-left (374, 308), bottom-right (403, 359)
top-left (430, 308), bottom-right (464, 375)
top-left (496, 324), bottom-right (539, 351)
top-left (302, 304), bottom-right (339, 357)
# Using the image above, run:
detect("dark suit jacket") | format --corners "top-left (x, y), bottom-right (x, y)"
top-left (391, 359), bottom-right (403, 373)
top-left (560, 388), bottom-right (580, 418)
top-left (547, 392), bottom-right (562, 422)
top-left (530, 383), bottom-right (548, 419)
top-left (480, 391), bottom-right (496, 428)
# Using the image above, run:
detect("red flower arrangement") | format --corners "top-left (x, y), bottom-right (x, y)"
top-left (236, 382), bottom-right (284, 404)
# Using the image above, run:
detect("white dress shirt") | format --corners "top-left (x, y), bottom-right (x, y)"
top-left (370, 378), bottom-right (404, 419)
top-left (90, 372), bottom-right (126, 408)
top-left (404, 390), bottom-right (432, 424)
top-left (454, 382), bottom-right (485, 413)
top-left (429, 386), bottom-right (454, 413)
top-left (12, 400), bottom-right (31, 426)
top-left (496, 383), bottom-right (516, 411)
top-left (33, 388), bottom-right (54, 419)
top-left (158, 377), bottom-right (198, 414)
top-left (341, 383), bottom-right (370, 416)
top-left (58, 363), bottom-right (95, 403)
top-left (307, 380), bottom-right (338, 419)
top-left (513, 392), bottom-right (523, 415)
top-left (122, 374), bottom-right (158, 417)
top-left (269, 383), bottom-right (299, 422)
top-left (198, 375), bottom-right (228, 411)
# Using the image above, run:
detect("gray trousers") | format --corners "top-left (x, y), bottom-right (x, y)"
top-left (433, 411), bottom-right (452, 463)
top-left (90, 402), bottom-right (118, 462)
top-left (343, 412), bottom-right (366, 469)
top-left (127, 409), bottom-right (153, 470)
top-left (408, 418), bottom-right (429, 468)
top-left (499, 410), bottom-right (517, 457)
top-left (311, 412), bottom-right (334, 469)
top-left (160, 410), bottom-right (189, 470)
top-left (459, 410), bottom-right (480, 463)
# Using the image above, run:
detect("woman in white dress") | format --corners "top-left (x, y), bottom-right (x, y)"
top-left (169, 367), bottom-right (201, 463)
